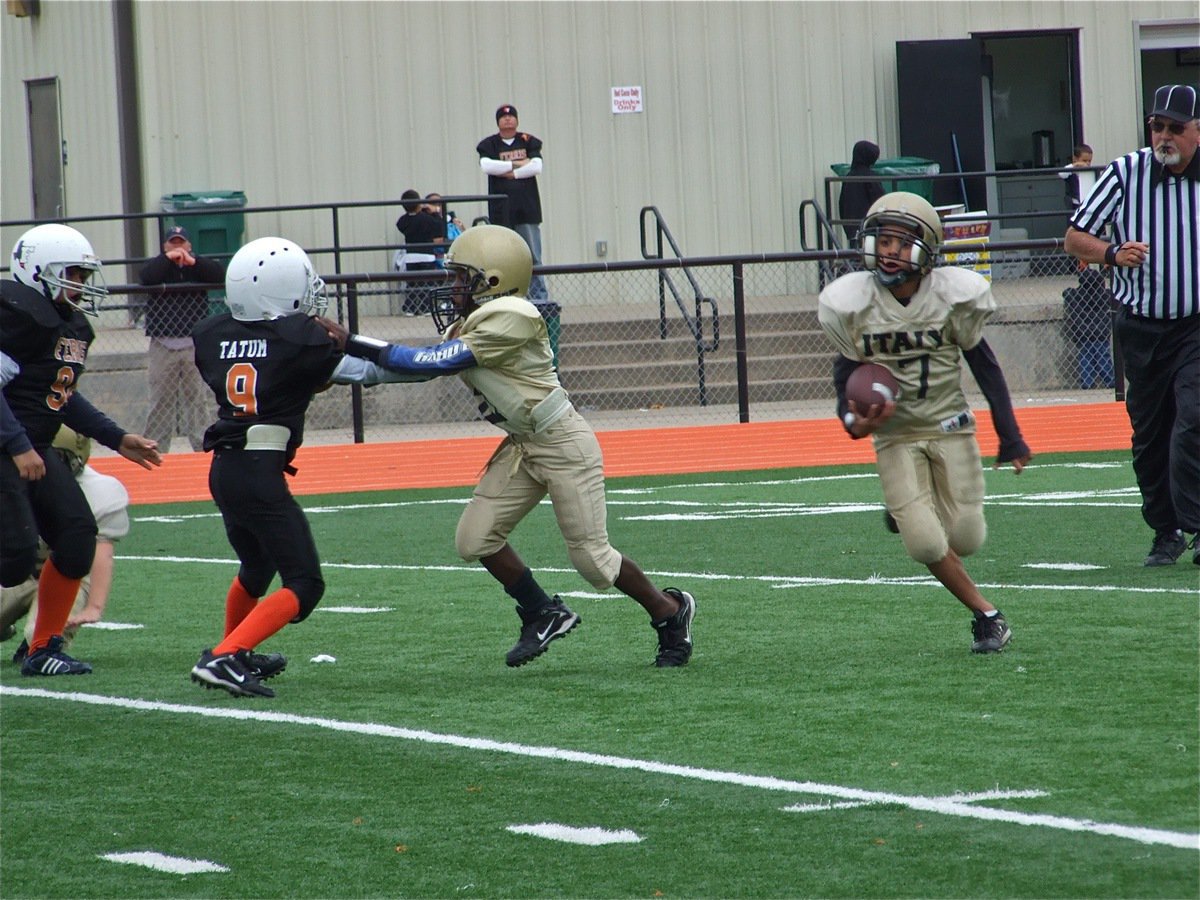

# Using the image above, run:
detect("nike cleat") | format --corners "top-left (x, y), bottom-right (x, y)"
top-left (506, 599), bottom-right (580, 667)
top-left (191, 649), bottom-right (275, 698)
top-left (246, 651), bottom-right (288, 680)
top-left (653, 588), bottom-right (696, 667)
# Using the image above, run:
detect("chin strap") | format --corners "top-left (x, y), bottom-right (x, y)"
top-left (873, 267), bottom-right (919, 288)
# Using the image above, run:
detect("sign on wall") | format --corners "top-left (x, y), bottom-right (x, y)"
top-left (611, 86), bottom-right (643, 114)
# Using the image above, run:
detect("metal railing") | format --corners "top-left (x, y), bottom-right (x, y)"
top-left (820, 164), bottom-right (1105, 254)
top-left (0, 194), bottom-right (508, 277)
top-left (798, 199), bottom-right (855, 288)
top-left (638, 206), bottom-right (719, 405)
top-left (83, 235), bottom-right (1110, 445)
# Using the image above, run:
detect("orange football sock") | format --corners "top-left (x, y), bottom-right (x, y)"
top-left (214, 588), bottom-right (300, 656)
top-left (30, 558), bottom-right (82, 653)
top-left (224, 577), bottom-right (259, 636)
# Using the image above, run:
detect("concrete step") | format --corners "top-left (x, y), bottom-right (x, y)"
top-left (567, 376), bottom-right (833, 412)
top-left (558, 351), bottom-right (833, 392)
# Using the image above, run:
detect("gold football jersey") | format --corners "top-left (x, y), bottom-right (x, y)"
top-left (818, 268), bottom-right (995, 449)
top-left (453, 297), bottom-right (563, 435)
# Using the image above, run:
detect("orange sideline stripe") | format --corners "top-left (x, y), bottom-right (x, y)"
top-left (89, 402), bottom-right (1132, 507)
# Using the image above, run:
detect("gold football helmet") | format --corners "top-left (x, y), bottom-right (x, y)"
top-left (432, 225), bottom-right (532, 332)
top-left (860, 191), bottom-right (943, 286)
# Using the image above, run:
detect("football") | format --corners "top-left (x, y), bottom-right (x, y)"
top-left (845, 362), bottom-right (901, 409)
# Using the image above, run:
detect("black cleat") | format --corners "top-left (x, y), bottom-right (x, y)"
top-left (653, 588), bottom-right (696, 667)
top-left (971, 611), bottom-right (1012, 654)
top-left (1190, 534), bottom-right (1200, 567)
top-left (20, 636), bottom-right (92, 676)
top-left (1144, 529), bottom-right (1186, 566)
top-left (191, 649), bottom-right (275, 698)
top-left (506, 599), bottom-right (580, 667)
top-left (246, 651), bottom-right (287, 680)
top-left (12, 638), bottom-right (29, 664)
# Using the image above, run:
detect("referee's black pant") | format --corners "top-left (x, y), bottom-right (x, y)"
top-left (1116, 308), bottom-right (1200, 536)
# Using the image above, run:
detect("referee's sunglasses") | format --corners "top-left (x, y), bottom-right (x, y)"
top-left (1147, 118), bottom-right (1189, 135)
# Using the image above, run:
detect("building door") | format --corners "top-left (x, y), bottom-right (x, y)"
top-left (26, 77), bottom-right (65, 219)
top-left (1137, 20), bottom-right (1200, 146)
top-left (896, 39), bottom-right (991, 210)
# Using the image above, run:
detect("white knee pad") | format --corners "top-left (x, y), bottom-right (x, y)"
top-left (566, 542), bottom-right (622, 590)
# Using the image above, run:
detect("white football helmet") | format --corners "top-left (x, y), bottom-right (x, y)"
top-left (432, 224), bottom-right (532, 332)
top-left (10, 223), bottom-right (107, 316)
top-left (224, 237), bottom-right (328, 322)
top-left (859, 192), bottom-right (943, 287)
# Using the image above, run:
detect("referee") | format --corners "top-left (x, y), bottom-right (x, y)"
top-left (1065, 84), bottom-right (1199, 567)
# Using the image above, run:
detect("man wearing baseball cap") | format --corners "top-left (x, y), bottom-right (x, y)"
top-left (1065, 84), bottom-right (1199, 566)
top-left (137, 224), bottom-right (226, 452)
top-left (477, 104), bottom-right (549, 301)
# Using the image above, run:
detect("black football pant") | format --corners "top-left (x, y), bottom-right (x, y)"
top-left (1116, 309), bottom-right (1200, 535)
top-left (0, 448), bottom-right (96, 587)
top-left (209, 449), bottom-right (325, 620)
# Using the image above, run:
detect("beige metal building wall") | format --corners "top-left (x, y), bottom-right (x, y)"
top-left (1, 0), bottom-right (126, 262)
top-left (2, 1), bottom-right (1195, 277)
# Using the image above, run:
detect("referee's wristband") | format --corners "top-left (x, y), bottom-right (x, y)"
top-left (1104, 243), bottom-right (1121, 266)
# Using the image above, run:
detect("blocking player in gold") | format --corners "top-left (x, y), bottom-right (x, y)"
top-left (818, 192), bottom-right (1032, 653)
top-left (319, 225), bottom-right (695, 667)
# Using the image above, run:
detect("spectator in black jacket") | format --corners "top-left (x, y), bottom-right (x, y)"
top-left (395, 189), bottom-right (444, 315)
top-left (138, 226), bottom-right (225, 452)
top-left (839, 140), bottom-right (885, 246)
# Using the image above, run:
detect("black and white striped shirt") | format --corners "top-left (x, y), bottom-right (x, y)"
top-left (1070, 147), bottom-right (1199, 319)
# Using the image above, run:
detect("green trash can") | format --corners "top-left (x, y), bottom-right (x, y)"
top-left (831, 157), bottom-right (941, 203)
top-left (160, 190), bottom-right (247, 313)
top-left (535, 301), bottom-right (561, 370)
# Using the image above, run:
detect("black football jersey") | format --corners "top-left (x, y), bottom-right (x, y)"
top-left (192, 312), bottom-right (342, 454)
top-left (0, 279), bottom-right (96, 447)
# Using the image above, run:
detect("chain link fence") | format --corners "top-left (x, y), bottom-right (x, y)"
top-left (81, 245), bottom-right (1118, 450)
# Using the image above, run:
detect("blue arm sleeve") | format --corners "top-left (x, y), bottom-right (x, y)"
top-left (382, 340), bottom-right (476, 374)
top-left (62, 393), bottom-right (126, 452)
top-left (962, 338), bottom-right (1030, 463)
top-left (345, 334), bottom-right (476, 376)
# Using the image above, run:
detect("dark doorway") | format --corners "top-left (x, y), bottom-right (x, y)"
top-left (26, 77), bottom-right (65, 220)
top-left (896, 39), bottom-right (989, 210)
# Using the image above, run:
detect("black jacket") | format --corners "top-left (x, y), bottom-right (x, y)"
top-left (839, 141), bottom-right (885, 244)
top-left (138, 253), bottom-right (225, 339)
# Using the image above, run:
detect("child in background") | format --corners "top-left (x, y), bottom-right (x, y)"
top-left (1060, 143), bottom-right (1095, 211)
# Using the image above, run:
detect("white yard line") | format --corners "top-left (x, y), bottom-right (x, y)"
top-left (3, 686), bottom-right (1196, 852)
top-left (506, 824), bottom-right (642, 845)
top-left (113, 554), bottom-right (1199, 597)
top-left (99, 851), bottom-right (228, 874)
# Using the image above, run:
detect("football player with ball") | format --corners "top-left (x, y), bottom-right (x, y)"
top-left (818, 192), bottom-right (1032, 653)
